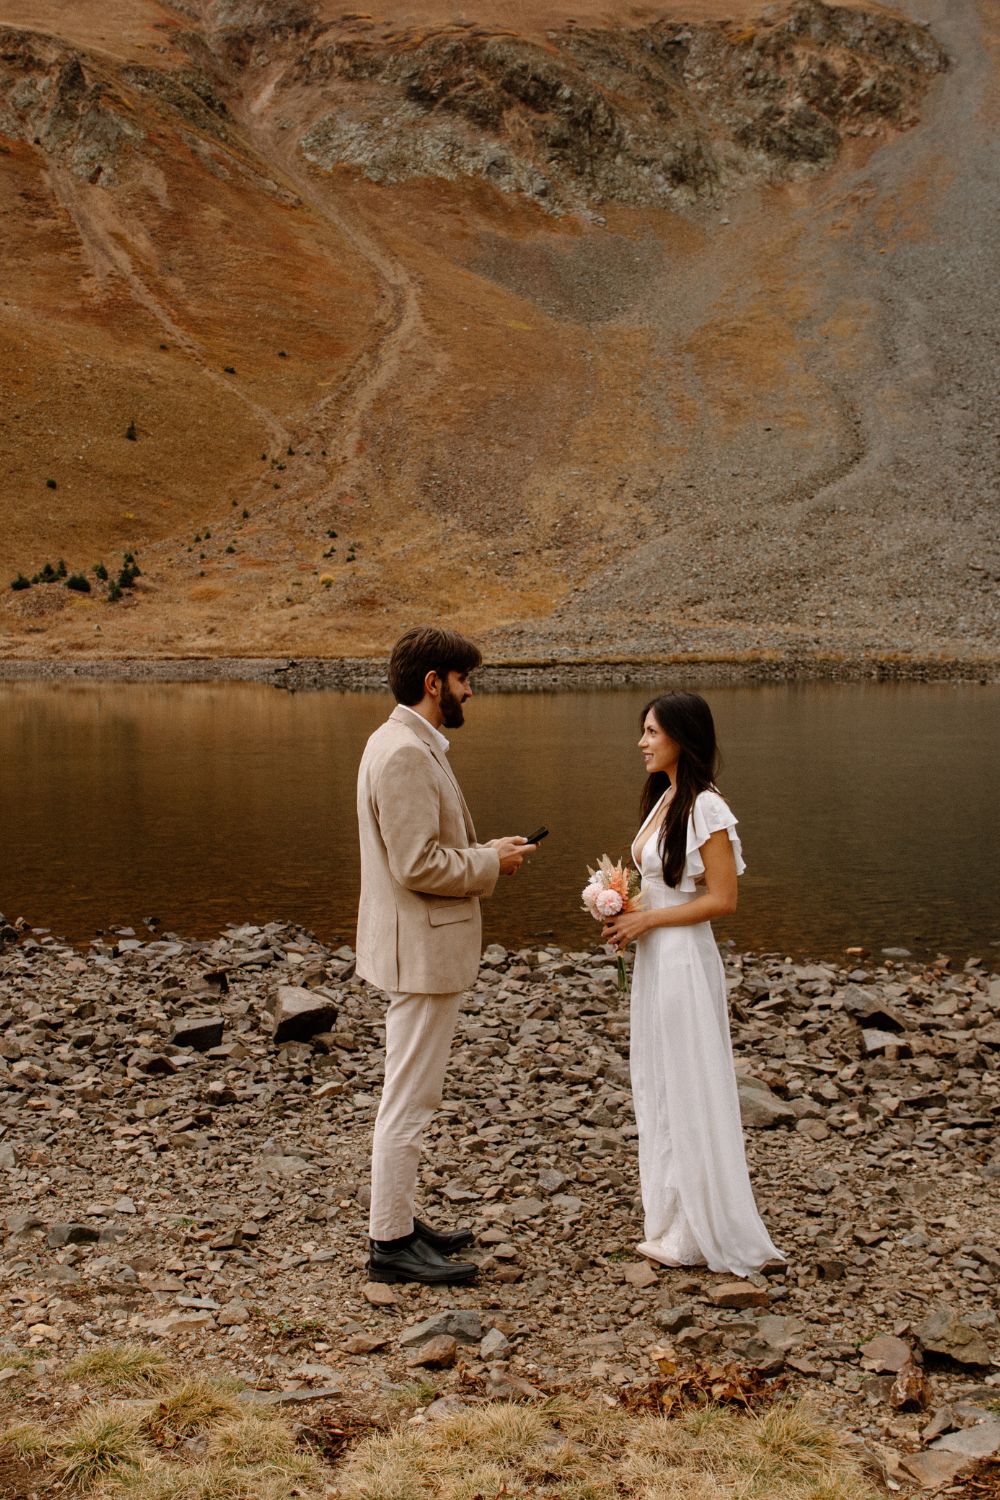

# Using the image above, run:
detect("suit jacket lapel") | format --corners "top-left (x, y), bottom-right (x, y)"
top-left (389, 706), bottom-right (477, 841)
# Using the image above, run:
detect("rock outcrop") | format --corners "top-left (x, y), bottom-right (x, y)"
top-left (290, 2), bottom-right (946, 211)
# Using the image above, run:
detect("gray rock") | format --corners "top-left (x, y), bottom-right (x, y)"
top-left (842, 985), bottom-right (908, 1031)
top-left (508, 1197), bottom-right (546, 1220)
top-left (399, 1309), bottom-right (483, 1347)
top-left (6, 1212), bottom-right (45, 1237)
top-left (480, 1327), bottom-right (510, 1359)
top-left (655, 1304), bottom-right (695, 1334)
top-left (46, 1222), bottom-right (101, 1247)
top-left (931, 1420), bottom-right (1000, 1459)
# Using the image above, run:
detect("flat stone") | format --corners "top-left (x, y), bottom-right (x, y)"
top-left (899, 1450), bottom-right (969, 1488)
top-left (860, 1334), bottom-right (913, 1372)
top-left (400, 1309), bottom-right (482, 1347)
top-left (269, 985), bottom-right (338, 1044)
top-left (147, 1311), bottom-right (216, 1335)
top-left (711, 1282), bottom-right (770, 1309)
top-left (245, 1387), bottom-right (343, 1405)
top-left (624, 1260), bottom-right (659, 1289)
top-left (217, 1300), bottom-right (251, 1327)
top-left (931, 1420), bottom-right (1000, 1459)
top-left (862, 1028), bottom-right (906, 1055)
top-left (508, 1197), bottom-right (546, 1220)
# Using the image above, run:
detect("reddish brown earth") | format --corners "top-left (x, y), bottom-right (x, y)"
top-left (0, 0), bottom-right (996, 670)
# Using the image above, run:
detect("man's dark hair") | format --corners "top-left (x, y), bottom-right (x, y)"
top-left (388, 626), bottom-right (483, 705)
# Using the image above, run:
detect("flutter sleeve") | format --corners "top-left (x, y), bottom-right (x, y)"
top-left (680, 790), bottom-right (746, 892)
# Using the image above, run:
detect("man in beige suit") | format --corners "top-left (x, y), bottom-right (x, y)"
top-left (357, 626), bottom-right (533, 1284)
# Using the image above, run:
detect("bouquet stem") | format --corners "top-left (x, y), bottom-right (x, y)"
top-left (617, 953), bottom-right (628, 993)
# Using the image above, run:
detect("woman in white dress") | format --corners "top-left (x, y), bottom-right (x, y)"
top-left (601, 692), bottom-right (782, 1277)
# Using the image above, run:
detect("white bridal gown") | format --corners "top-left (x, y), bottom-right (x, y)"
top-left (629, 790), bottom-right (783, 1277)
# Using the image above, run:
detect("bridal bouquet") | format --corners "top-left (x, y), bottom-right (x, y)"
top-left (582, 856), bottom-right (642, 992)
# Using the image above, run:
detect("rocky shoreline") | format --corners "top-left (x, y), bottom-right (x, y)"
top-left (1, 651), bottom-right (998, 692)
top-left (2, 917), bottom-right (998, 1492)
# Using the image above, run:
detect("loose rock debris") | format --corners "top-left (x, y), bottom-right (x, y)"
top-left (1, 916), bottom-right (998, 1488)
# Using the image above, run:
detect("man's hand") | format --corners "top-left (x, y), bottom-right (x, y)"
top-left (488, 836), bottom-right (536, 875)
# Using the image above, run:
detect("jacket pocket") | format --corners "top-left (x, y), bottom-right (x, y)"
top-left (426, 898), bottom-right (475, 927)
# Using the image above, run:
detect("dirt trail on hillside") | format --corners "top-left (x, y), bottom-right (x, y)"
top-left (241, 67), bottom-right (428, 506)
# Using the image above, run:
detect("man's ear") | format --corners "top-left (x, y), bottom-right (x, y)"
top-left (423, 669), bottom-right (441, 700)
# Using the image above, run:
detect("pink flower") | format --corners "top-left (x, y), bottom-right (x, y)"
top-left (594, 888), bottom-right (623, 918)
top-left (581, 882), bottom-right (603, 917)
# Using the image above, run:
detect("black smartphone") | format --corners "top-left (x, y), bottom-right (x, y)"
top-left (524, 826), bottom-right (549, 845)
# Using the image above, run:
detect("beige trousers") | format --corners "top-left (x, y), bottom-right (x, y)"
top-left (369, 989), bottom-right (463, 1241)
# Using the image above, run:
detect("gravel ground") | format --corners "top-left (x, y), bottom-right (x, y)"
top-left (2, 917), bottom-right (998, 1492)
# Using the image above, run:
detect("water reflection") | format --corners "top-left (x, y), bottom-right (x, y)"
top-left (1, 680), bottom-right (997, 961)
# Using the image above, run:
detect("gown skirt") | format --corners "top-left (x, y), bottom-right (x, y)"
top-left (629, 792), bottom-right (782, 1277)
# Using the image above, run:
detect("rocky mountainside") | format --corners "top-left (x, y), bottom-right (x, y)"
top-left (0, 0), bottom-right (995, 668)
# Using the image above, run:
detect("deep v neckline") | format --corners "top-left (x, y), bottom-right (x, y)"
top-left (632, 791), bottom-right (671, 867)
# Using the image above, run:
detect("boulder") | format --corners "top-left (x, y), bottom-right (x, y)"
top-left (269, 985), bottom-right (338, 1044)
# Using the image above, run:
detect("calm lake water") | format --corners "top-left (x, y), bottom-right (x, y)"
top-left (1, 681), bottom-right (997, 963)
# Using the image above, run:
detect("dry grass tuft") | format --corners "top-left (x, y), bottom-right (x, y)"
top-left (65, 1345), bottom-right (176, 1394)
top-left (95, 1454), bottom-right (322, 1500)
top-left (333, 1397), bottom-right (879, 1500)
top-left (56, 1405), bottom-right (145, 1488)
top-left (0, 1420), bottom-right (52, 1457)
top-left (141, 1376), bottom-right (245, 1447)
top-left (8, 1340), bottom-right (878, 1500)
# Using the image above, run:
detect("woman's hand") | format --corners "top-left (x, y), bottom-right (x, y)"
top-left (602, 910), bottom-right (649, 949)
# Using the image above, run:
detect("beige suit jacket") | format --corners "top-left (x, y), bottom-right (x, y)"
top-left (356, 706), bottom-right (501, 994)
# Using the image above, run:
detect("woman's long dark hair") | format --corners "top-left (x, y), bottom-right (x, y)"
top-left (639, 692), bottom-right (720, 888)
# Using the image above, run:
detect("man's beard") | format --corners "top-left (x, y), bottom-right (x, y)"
top-left (440, 681), bottom-right (465, 729)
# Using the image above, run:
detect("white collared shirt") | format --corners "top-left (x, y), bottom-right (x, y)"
top-left (397, 703), bottom-right (450, 753)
